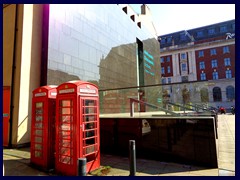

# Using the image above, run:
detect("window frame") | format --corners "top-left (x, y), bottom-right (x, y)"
top-left (211, 59), bottom-right (218, 68)
top-left (212, 71), bottom-right (219, 80)
top-left (226, 69), bottom-right (232, 79)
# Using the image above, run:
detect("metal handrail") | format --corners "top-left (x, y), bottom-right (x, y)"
top-left (129, 98), bottom-right (180, 117)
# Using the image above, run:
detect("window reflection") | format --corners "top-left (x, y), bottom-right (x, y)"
top-left (47, 4), bottom-right (160, 90)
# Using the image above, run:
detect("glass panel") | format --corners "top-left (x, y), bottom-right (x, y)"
top-left (59, 156), bottom-right (72, 164)
top-left (84, 115), bottom-right (96, 122)
top-left (60, 139), bottom-right (72, 147)
top-left (85, 145), bottom-right (95, 154)
top-left (36, 109), bottom-right (43, 115)
top-left (99, 81), bottom-right (220, 116)
top-left (35, 137), bottom-right (42, 143)
top-left (35, 123), bottom-right (43, 128)
top-left (84, 107), bottom-right (95, 114)
top-left (61, 115), bottom-right (72, 123)
top-left (61, 100), bottom-right (72, 107)
top-left (36, 102), bottom-right (43, 108)
top-left (47, 5), bottom-right (160, 89)
top-left (35, 130), bottom-right (42, 136)
top-left (35, 151), bottom-right (42, 157)
top-left (85, 100), bottom-right (95, 106)
top-left (61, 107), bottom-right (72, 115)
top-left (35, 143), bottom-right (42, 150)
top-left (35, 115), bottom-right (43, 122)
top-left (60, 147), bottom-right (72, 156)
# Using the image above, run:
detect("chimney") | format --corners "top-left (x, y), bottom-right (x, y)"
top-left (141, 4), bottom-right (149, 15)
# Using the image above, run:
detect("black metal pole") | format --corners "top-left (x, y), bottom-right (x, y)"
top-left (77, 158), bottom-right (86, 176)
top-left (129, 140), bottom-right (136, 176)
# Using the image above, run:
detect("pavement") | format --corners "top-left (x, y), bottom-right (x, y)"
top-left (3, 114), bottom-right (235, 176)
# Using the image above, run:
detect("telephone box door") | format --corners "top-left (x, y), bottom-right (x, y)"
top-left (81, 97), bottom-right (100, 172)
top-left (55, 80), bottom-right (100, 176)
top-left (3, 87), bottom-right (11, 147)
top-left (31, 86), bottom-right (57, 170)
top-left (55, 96), bottom-right (77, 176)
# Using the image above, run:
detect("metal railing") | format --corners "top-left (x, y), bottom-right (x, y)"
top-left (129, 98), bottom-right (180, 117)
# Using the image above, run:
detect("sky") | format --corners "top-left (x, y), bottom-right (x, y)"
top-left (129, 4), bottom-right (235, 36)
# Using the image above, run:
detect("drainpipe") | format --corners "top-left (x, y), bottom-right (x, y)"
top-left (9, 4), bottom-right (19, 148)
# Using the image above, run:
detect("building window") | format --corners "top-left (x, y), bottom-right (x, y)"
top-left (213, 87), bottom-right (222, 102)
top-left (223, 46), bottom-right (230, 53)
top-left (200, 73), bottom-right (206, 80)
top-left (220, 25), bottom-right (227, 33)
top-left (181, 63), bottom-right (187, 71)
top-left (180, 33), bottom-right (186, 40)
top-left (226, 70), bottom-right (232, 78)
top-left (167, 37), bottom-right (172, 43)
top-left (199, 61), bottom-right (205, 69)
top-left (168, 77), bottom-right (171, 84)
top-left (167, 66), bottom-right (171, 73)
top-left (161, 67), bottom-right (165, 74)
top-left (224, 58), bottom-right (231, 66)
top-left (208, 28), bottom-right (215, 35)
top-left (226, 86), bottom-right (235, 101)
top-left (161, 38), bottom-right (166, 44)
top-left (200, 88), bottom-right (209, 102)
top-left (166, 56), bottom-right (170, 62)
top-left (212, 71), bottom-right (218, 80)
top-left (196, 31), bottom-right (203, 37)
top-left (211, 59), bottom-right (218, 68)
top-left (210, 49), bottom-right (217, 55)
top-left (181, 53), bottom-right (186, 60)
top-left (162, 78), bottom-right (166, 84)
top-left (198, 50), bottom-right (204, 57)
top-left (160, 57), bottom-right (164, 63)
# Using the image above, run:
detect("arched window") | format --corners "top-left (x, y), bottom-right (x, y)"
top-left (200, 88), bottom-right (209, 102)
top-left (226, 86), bottom-right (235, 101)
top-left (213, 87), bottom-right (222, 102)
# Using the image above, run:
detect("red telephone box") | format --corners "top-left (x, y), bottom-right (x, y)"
top-left (30, 85), bottom-right (57, 171)
top-left (3, 86), bottom-right (11, 147)
top-left (55, 80), bottom-right (100, 176)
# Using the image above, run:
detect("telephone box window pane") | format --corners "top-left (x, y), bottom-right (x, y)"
top-left (61, 139), bottom-right (72, 147)
top-left (35, 123), bottom-right (43, 128)
top-left (85, 107), bottom-right (95, 114)
top-left (86, 146), bottom-right (95, 154)
top-left (35, 143), bottom-right (42, 150)
top-left (85, 100), bottom-right (95, 106)
top-left (59, 130), bottom-right (71, 139)
top-left (60, 147), bottom-right (72, 156)
top-left (84, 115), bottom-right (95, 122)
top-left (36, 102), bottom-right (43, 108)
top-left (61, 107), bottom-right (72, 114)
top-left (61, 100), bottom-right (72, 107)
top-left (89, 115), bottom-right (96, 121)
top-left (35, 137), bottom-right (42, 143)
top-left (35, 130), bottom-right (43, 136)
top-left (36, 109), bottom-right (43, 115)
top-left (61, 115), bottom-right (72, 123)
top-left (35, 151), bottom-right (42, 157)
top-left (35, 115), bottom-right (43, 122)
top-left (60, 156), bottom-right (72, 164)
top-left (60, 124), bottom-right (71, 131)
